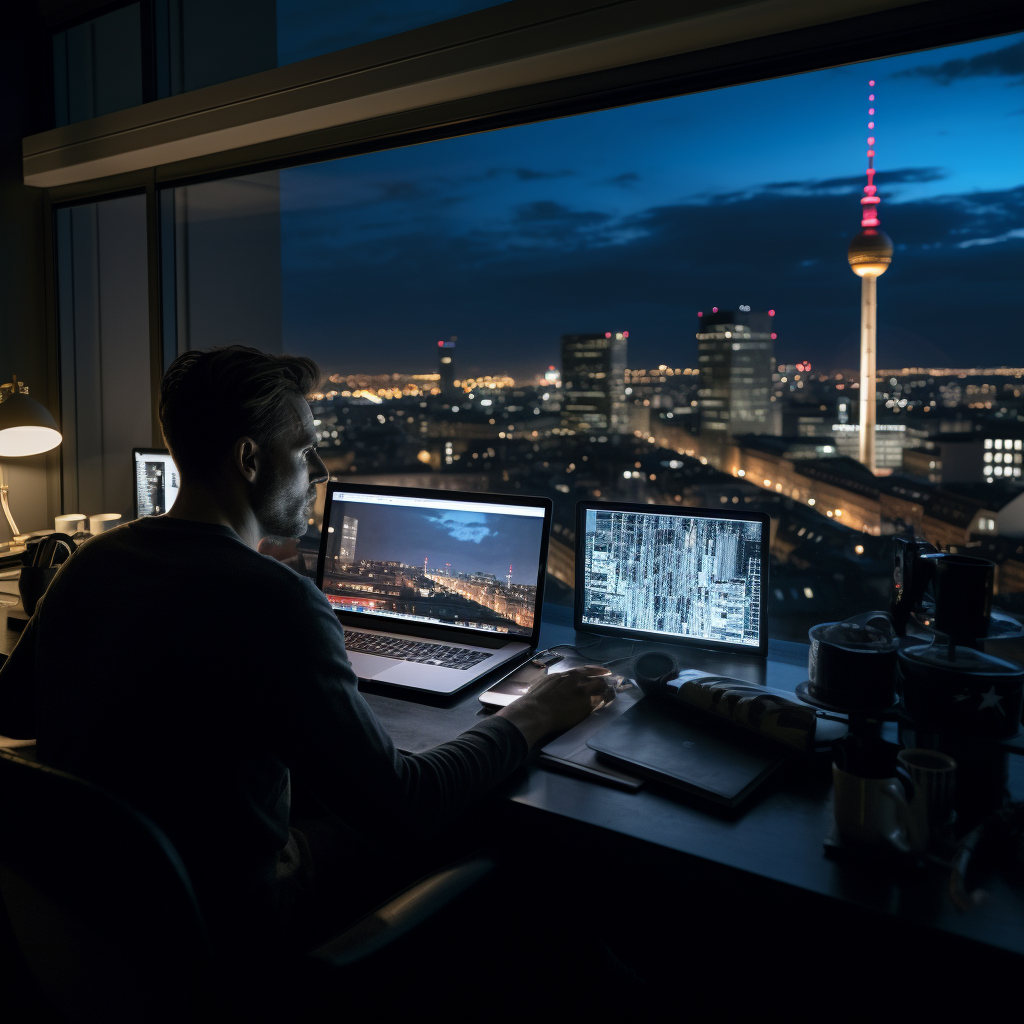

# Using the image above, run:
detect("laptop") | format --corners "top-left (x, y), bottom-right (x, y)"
top-left (133, 448), bottom-right (180, 518)
top-left (316, 482), bottom-right (552, 694)
top-left (572, 500), bottom-right (780, 804)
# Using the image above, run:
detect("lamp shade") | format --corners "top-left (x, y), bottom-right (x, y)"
top-left (0, 391), bottom-right (62, 457)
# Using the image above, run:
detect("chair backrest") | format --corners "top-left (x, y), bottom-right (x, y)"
top-left (0, 749), bottom-right (212, 1022)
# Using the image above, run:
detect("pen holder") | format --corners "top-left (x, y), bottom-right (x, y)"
top-left (19, 564), bottom-right (60, 616)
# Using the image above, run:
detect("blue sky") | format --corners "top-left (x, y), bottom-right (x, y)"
top-left (279, 31), bottom-right (1024, 375)
top-left (338, 502), bottom-right (546, 582)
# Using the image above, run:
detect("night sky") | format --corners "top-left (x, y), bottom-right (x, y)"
top-left (277, 30), bottom-right (1024, 377)
top-left (334, 500), bottom-right (546, 583)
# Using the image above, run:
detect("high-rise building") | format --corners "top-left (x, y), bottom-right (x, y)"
top-left (560, 332), bottom-right (628, 434)
top-left (327, 515), bottom-right (358, 566)
top-left (847, 80), bottom-right (893, 474)
top-left (695, 309), bottom-right (775, 450)
top-left (437, 336), bottom-right (457, 403)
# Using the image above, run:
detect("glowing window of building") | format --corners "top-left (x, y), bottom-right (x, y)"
top-left (985, 452), bottom-right (993, 462)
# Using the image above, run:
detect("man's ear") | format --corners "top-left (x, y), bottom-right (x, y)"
top-left (234, 437), bottom-right (259, 484)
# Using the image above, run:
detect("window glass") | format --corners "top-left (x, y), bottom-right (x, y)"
top-left (53, 4), bottom-right (144, 126)
top-left (162, 32), bottom-right (1024, 635)
top-left (56, 196), bottom-right (152, 520)
top-left (277, 1), bottom-right (510, 66)
top-left (53, 1), bottom-right (509, 125)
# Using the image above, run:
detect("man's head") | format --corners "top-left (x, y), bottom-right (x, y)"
top-left (160, 346), bottom-right (328, 538)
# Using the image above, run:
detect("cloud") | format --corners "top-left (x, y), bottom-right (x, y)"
top-left (725, 168), bottom-right (948, 200)
top-left (427, 511), bottom-right (494, 543)
top-left (605, 172), bottom-right (641, 188)
top-left (895, 39), bottom-right (1024, 85)
top-left (513, 168), bottom-right (574, 181)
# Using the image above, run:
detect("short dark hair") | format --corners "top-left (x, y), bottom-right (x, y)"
top-left (159, 346), bottom-right (322, 479)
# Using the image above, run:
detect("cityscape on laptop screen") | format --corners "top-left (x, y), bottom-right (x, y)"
top-left (322, 491), bottom-right (546, 637)
top-left (581, 509), bottom-right (763, 647)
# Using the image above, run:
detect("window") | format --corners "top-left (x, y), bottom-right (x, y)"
top-left (55, 195), bottom-right (153, 519)
top-left (149, 29), bottom-right (1024, 635)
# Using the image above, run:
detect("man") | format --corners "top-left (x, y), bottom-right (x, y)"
top-left (0, 346), bottom-right (613, 955)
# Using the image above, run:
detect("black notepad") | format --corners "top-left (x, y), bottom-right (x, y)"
top-left (587, 697), bottom-right (786, 807)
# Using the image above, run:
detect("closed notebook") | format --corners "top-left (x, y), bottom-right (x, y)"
top-left (586, 697), bottom-right (786, 808)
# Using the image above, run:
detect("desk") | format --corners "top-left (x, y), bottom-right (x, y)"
top-left (364, 603), bottom-right (1024, 965)
top-left (3, 603), bottom-right (1022, 964)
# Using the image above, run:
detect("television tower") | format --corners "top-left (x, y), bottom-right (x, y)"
top-left (847, 80), bottom-right (893, 473)
top-left (506, 564), bottom-right (513, 589)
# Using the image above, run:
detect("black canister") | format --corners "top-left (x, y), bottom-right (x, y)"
top-left (898, 640), bottom-right (1024, 740)
top-left (806, 613), bottom-right (900, 711)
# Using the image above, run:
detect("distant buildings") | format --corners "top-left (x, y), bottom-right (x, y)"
top-left (438, 337), bottom-right (457, 403)
top-left (560, 332), bottom-right (628, 434)
top-left (696, 309), bottom-right (775, 466)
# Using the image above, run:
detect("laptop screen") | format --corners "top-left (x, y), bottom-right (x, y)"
top-left (321, 490), bottom-right (548, 637)
top-left (580, 507), bottom-right (765, 649)
top-left (133, 449), bottom-right (180, 516)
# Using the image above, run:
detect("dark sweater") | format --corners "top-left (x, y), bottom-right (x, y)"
top-left (0, 517), bottom-right (527, 948)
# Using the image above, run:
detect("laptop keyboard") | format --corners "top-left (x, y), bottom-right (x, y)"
top-left (344, 630), bottom-right (491, 671)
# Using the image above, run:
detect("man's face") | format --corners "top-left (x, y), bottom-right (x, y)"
top-left (251, 393), bottom-right (328, 539)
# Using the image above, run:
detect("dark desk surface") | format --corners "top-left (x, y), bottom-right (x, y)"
top-left (4, 604), bottom-right (1022, 957)
top-left (363, 604), bottom-right (1024, 960)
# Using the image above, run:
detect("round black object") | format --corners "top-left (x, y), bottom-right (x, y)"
top-left (632, 652), bottom-right (677, 694)
top-left (806, 616), bottom-right (899, 712)
top-left (898, 640), bottom-right (1023, 739)
top-left (19, 565), bottom-right (60, 617)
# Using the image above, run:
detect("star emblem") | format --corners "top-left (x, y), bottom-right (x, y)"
top-left (977, 687), bottom-right (1005, 715)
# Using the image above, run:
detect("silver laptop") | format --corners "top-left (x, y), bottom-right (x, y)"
top-left (316, 482), bottom-right (552, 694)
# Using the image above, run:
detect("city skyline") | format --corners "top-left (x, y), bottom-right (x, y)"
top-left (279, 32), bottom-right (1024, 377)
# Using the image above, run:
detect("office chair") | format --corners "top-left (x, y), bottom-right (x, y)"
top-left (0, 748), bottom-right (495, 1022)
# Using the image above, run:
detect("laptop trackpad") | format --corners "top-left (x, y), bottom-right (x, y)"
top-left (346, 652), bottom-right (396, 681)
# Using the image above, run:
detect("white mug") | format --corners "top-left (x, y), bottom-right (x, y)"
top-left (89, 513), bottom-right (122, 534)
top-left (897, 748), bottom-right (956, 854)
top-left (54, 513), bottom-right (86, 535)
top-left (832, 764), bottom-right (912, 853)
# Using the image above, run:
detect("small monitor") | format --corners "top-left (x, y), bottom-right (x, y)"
top-left (575, 501), bottom-right (770, 656)
top-left (133, 448), bottom-right (180, 518)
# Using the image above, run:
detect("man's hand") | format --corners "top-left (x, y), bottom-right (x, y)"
top-left (495, 665), bottom-right (615, 748)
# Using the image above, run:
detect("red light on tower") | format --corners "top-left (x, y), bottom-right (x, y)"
top-left (623, 331), bottom-right (629, 338)
top-left (697, 311), bottom-right (703, 317)
top-left (605, 332), bottom-right (612, 338)
top-left (712, 307), bottom-right (718, 313)
top-left (771, 333), bottom-right (777, 340)
top-left (437, 340), bottom-right (444, 347)
top-left (768, 309), bottom-right (775, 317)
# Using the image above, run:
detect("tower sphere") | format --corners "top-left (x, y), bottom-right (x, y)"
top-left (848, 228), bottom-right (893, 277)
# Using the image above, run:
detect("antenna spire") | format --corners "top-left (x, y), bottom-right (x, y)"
top-left (861, 80), bottom-right (881, 229)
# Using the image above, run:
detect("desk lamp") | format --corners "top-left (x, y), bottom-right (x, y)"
top-left (0, 377), bottom-right (62, 542)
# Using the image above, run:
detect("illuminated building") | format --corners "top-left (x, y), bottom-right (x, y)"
top-left (560, 332), bottom-right (628, 434)
top-left (695, 308), bottom-right (775, 465)
top-left (847, 81), bottom-right (893, 473)
top-left (438, 336), bottom-right (457, 403)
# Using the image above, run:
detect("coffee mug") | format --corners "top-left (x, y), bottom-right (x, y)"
top-left (897, 748), bottom-right (956, 854)
top-left (832, 764), bottom-right (912, 853)
top-left (54, 513), bottom-right (86, 536)
top-left (89, 513), bottom-right (122, 534)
